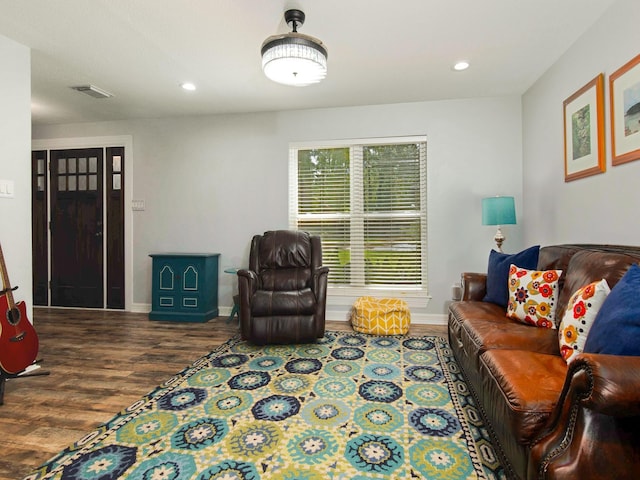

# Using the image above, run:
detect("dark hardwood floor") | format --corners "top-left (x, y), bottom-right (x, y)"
top-left (0, 308), bottom-right (446, 480)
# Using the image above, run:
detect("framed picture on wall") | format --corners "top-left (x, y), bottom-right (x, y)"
top-left (610, 53), bottom-right (640, 166)
top-left (563, 74), bottom-right (606, 182)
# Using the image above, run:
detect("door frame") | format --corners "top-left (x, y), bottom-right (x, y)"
top-left (32, 135), bottom-right (134, 311)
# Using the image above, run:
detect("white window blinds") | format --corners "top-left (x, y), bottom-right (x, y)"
top-left (289, 137), bottom-right (427, 293)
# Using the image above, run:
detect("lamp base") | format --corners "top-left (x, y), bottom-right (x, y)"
top-left (494, 226), bottom-right (505, 253)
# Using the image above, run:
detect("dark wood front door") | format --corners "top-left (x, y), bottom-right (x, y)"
top-left (49, 149), bottom-right (104, 307)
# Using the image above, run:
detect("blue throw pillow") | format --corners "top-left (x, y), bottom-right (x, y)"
top-left (483, 245), bottom-right (540, 308)
top-left (583, 264), bottom-right (640, 356)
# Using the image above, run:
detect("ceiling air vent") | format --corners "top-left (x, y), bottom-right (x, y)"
top-left (70, 84), bottom-right (113, 99)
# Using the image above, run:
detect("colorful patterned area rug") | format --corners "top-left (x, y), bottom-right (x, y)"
top-left (25, 332), bottom-right (505, 479)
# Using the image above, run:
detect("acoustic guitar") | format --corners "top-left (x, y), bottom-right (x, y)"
top-left (0, 242), bottom-right (39, 375)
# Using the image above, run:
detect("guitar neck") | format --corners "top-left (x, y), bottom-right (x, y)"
top-left (0, 243), bottom-right (17, 310)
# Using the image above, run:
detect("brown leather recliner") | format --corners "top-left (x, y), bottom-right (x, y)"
top-left (237, 230), bottom-right (329, 345)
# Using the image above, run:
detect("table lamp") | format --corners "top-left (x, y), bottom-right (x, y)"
top-left (482, 196), bottom-right (516, 252)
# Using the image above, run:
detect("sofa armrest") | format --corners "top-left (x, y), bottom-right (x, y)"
top-left (572, 353), bottom-right (640, 416)
top-left (460, 272), bottom-right (487, 301)
top-left (528, 353), bottom-right (640, 479)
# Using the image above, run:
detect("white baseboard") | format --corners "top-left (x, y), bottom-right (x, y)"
top-left (132, 303), bottom-right (238, 317)
top-left (131, 302), bottom-right (151, 313)
top-left (131, 303), bottom-right (447, 326)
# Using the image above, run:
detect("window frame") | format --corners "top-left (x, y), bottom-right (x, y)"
top-left (289, 136), bottom-right (429, 303)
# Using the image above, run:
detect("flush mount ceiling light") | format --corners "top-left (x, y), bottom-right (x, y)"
top-left (261, 9), bottom-right (328, 87)
top-left (70, 84), bottom-right (113, 98)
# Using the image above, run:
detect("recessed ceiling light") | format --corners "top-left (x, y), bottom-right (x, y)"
top-left (453, 61), bottom-right (470, 71)
top-left (180, 82), bottom-right (196, 91)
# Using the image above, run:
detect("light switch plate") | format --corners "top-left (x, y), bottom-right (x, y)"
top-left (0, 179), bottom-right (14, 198)
top-left (132, 199), bottom-right (145, 211)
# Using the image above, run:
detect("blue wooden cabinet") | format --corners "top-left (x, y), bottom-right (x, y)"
top-left (149, 253), bottom-right (220, 322)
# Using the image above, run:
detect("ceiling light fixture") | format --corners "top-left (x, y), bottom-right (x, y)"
top-left (453, 61), bottom-right (470, 71)
top-left (181, 82), bottom-right (196, 91)
top-left (261, 9), bottom-right (328, 87)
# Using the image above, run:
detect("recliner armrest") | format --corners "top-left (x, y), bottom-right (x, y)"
top-left (311, 266), bottom-right (329, 302)
top-left (461, 272), bottom-right (487, 301)
top-left (237, 269), bottom-right (257, 279)
top-left (312, 266), bottom-right (329, 338)
top-left (312, 266), bottom-right (330, 292)
top-left (237, 269), bottom-right (259, 306)
top-left (237, 269), bottom-right (259, 340)
top-left (315, 266), bottom-right (330, 276)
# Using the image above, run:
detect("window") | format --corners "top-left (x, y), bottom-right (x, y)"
top-left (289, 137), bottom-right (427, 296)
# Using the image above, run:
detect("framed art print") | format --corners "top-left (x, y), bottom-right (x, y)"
top-left (563, 74), bottom-right (606, 182)
top-left (610, 53), bottom-right (640, 166)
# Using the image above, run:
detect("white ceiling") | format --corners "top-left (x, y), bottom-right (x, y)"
top-left (0, 0), bottom-right (616, 126)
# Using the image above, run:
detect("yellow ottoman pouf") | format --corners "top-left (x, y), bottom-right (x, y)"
top-left (350, 296), bottom-right (411, 335)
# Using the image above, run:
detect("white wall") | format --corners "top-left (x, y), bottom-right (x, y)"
top-left (33, 96), bottom-right (523, 323)
top-left (0, 34), bottom-right (32, 319)
top-left (22, 0), bottom-right (640, 323)
top-left (523, 0), bottom-right (640, 245)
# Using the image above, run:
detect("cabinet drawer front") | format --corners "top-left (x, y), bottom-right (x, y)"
top-left (159, 296), bottom-right (175, 307)
top-left (182, 297), bottom-right (199, 308)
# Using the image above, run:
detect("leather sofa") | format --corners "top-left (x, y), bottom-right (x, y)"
top-left (448, 244), bottom-right (640, 480)
top-left (237, 230), bottom-right (329, 345)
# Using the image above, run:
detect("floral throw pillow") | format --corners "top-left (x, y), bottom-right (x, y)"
top-left (506, 264), bottom-right (562, 328)
top-left (558, 279), bottom-right (610, 363)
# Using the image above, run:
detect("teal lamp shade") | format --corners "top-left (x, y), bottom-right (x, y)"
top-left (482, 196), bottom-right (516, 252)
top-left (482, 196), bottom-right (516, 226)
